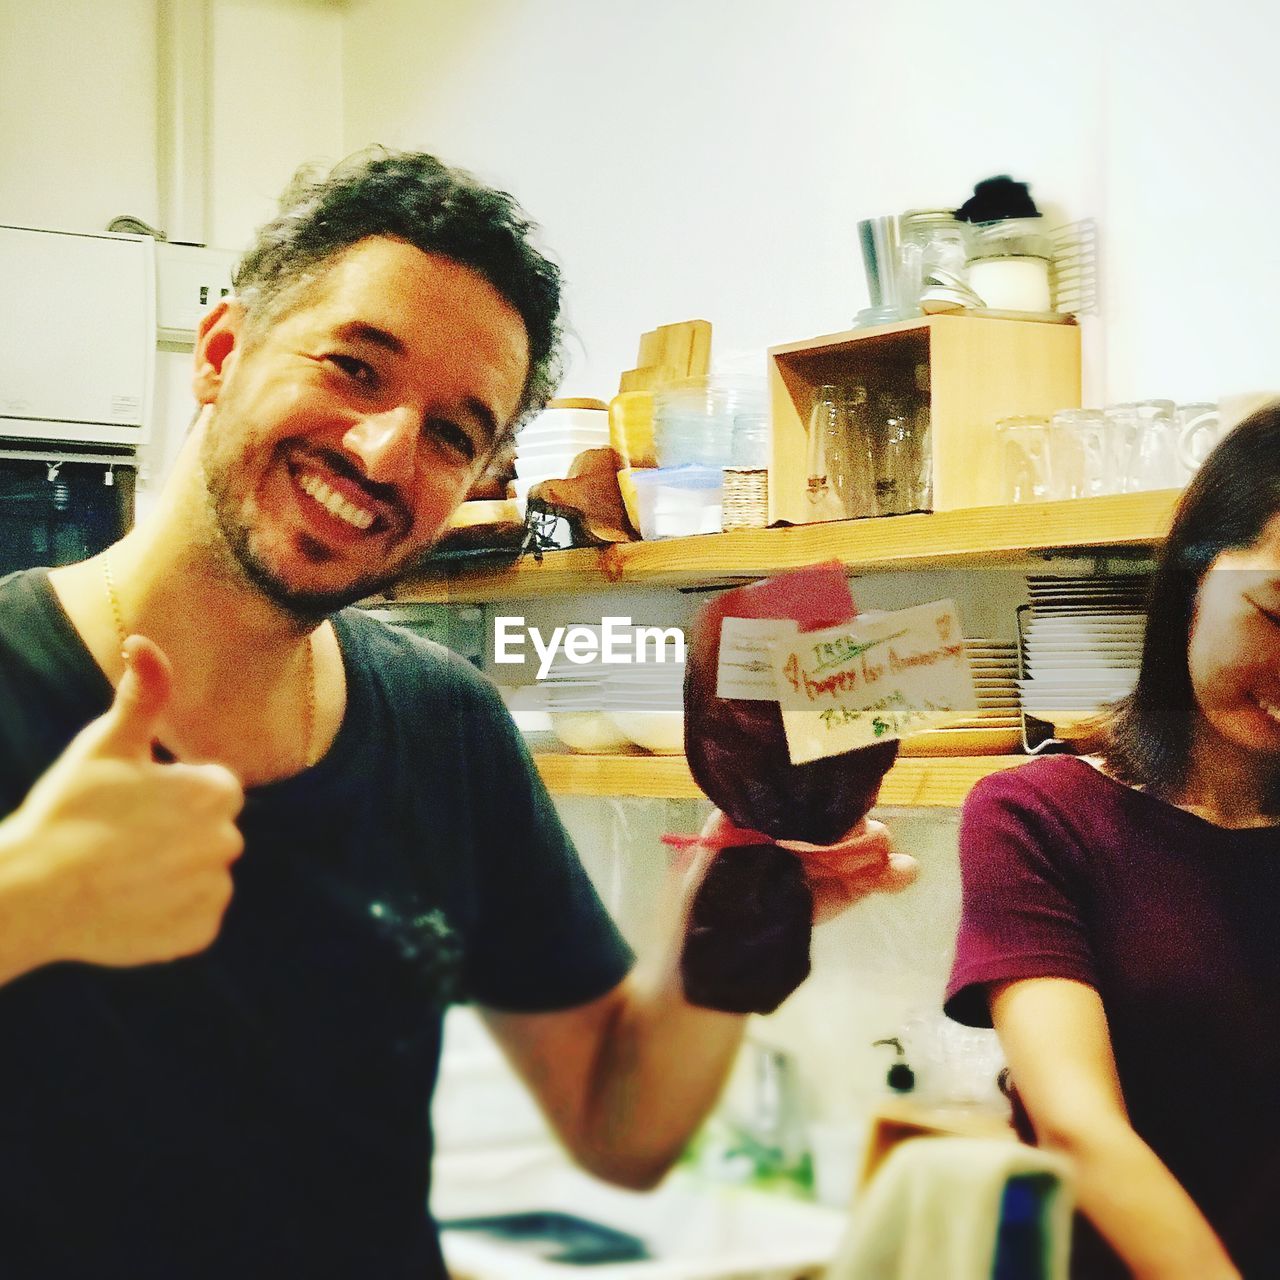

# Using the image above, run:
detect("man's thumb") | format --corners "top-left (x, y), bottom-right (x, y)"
top-left (95, 635), bottom-right (173, 757)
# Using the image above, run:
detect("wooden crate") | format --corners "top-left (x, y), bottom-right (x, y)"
top-left (767, 314), bottom-right (1081, 525)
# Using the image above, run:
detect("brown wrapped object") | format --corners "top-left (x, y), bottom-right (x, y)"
top-left (528, 447), bottom-right (638, 544)
top-left (682, 842), bottom-right (813, 1015)
top-left (680, 564), bottom-right (899, 1014)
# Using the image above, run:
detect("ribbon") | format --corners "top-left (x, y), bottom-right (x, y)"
top-left (660, 816), bottom-right (776, 854)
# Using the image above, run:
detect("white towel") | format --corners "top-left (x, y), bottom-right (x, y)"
top-left (826, 1136), bottom-right (1075, 1280)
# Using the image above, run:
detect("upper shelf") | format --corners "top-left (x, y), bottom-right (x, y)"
top-left (384, 489), bottom-right (1179, 604)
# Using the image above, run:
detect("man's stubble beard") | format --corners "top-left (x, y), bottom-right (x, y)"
top-left (198, 405), bottom-right (421, 626)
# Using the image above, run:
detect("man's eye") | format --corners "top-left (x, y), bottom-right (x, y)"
top-left (329, 354), bottom-right (376, 386)
top-left (427, 419), bottom-right (477, 463)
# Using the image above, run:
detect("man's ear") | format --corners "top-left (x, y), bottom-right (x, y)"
top-left (192, 298), bottom-right (247, 405)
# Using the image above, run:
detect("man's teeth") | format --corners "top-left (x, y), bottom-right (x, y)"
top-left (1256, 695), bottom-right (1280, 724)
top-left (298, 472), bottom-right (375, 530)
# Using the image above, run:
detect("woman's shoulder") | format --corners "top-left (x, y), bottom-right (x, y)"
top-left (966, 753), bottom-right (1111, 812)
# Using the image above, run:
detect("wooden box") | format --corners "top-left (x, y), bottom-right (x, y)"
top-left (767, 314), bottom-right (1081, 525)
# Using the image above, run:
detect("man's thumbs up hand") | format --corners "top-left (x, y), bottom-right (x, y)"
top-left (87, 635), bottom-right (173, 760)
top-left (0, 636), bottom-right (245, 975)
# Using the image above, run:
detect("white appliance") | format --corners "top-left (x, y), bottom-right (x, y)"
top-left (154, 241), bottom-right (238, 344)
top-left (0, 225), bottom-right (156, 447)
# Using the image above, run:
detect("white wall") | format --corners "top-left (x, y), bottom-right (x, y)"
top-left (207, 0), bottom-right (345, 251)
top-left (342, 0), bottom-right (1280, 406)
top-left (0, 1), bottom-right (346, 499)
top-left (0, 0), bottom-right (160, 232)
top-left (0, 0), bottom-right (343, 247)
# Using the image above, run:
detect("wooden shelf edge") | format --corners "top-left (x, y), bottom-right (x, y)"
top-left (385, 491), bottom-right (1176, 604)
top-left (768, 311), bottom-right (1076, 358)
top-left (532, 752), bottom-right (1032, 806)
top-left (383, 546), bottom-right (613, 605)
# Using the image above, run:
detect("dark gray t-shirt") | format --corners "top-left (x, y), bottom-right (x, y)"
top-left (0, 568), bottom-right (633, 1279)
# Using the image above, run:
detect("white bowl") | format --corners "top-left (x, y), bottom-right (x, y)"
top-left (549, 710), bottom-right (637, 754)
top-left (609, 709), bottom-right (685, 754)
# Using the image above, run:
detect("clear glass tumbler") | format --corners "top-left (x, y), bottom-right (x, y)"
top-left (1104, 400), bottom-right (1178, 492)
top-left (996, 416), bottom-right (1053, 503)
top-left (1049, 409), bottom-right (1108, 499)
top-left (869, 392), bottom-right (923, 516)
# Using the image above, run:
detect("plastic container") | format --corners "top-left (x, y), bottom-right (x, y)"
top-left (518, 406), bottom-right (609, 438)
top-left (731, 411), bottom-right (771, 467)
top-left (515, 431), bottom-right (608, 457)
top-left (653, 375), bottom-right (765, 468)
top-left (629, 466), bottom-right (723, 540)
top-left (964, 217), bottom-right (1054, 312)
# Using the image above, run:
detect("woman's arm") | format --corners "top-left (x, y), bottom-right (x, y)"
top-left (992, 977), bottom-right (1240, 1280)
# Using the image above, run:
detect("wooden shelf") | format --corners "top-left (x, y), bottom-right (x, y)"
top-left (532, 751), bottom-right (1031, 806)
top-left (383, 490), bottom-right (1176, 604)
top-left (768, 313), bottom-right (1081, 524)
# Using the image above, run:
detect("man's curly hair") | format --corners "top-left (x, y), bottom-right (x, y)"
top-left (233, 148), bottom-right (564, 438)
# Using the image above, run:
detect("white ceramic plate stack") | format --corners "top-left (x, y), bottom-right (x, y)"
top-left (901, 639), bottom-right (1022, 754)
top-left (1018, 575), bottom-right (1149, 735)
top-left (512, 407), bottom-right (610, 515)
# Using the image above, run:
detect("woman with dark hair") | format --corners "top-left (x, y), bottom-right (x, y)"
top-left (946, 405), bottom-right (1280, 1279)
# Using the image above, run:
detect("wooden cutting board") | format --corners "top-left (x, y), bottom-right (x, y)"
top-left (618, 319), bottom-right (712, 393)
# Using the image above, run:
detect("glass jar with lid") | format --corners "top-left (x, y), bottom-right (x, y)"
top-left (964, 217), bottom-right (1054, 313)
top-left (899, 209), bottom-right (969, 308)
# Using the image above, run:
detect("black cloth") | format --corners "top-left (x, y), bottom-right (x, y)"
top-left (0, 568), bottom-right (633, 1280)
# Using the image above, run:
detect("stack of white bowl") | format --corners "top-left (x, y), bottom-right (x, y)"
top-left (535, 623), bottom-right (687, 755)
top-left (602, 650), bottom-right (685, 755)
top-left (542, 659), bottom-right (635, 754)
top-left (512, 407), bottom-right (611, 515)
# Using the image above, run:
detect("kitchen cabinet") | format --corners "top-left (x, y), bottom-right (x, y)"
top-left (381, 489), bottom-right (1175, 807)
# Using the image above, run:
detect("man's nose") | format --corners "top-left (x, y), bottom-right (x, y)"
top-left (342, 407), bottom-right (418, 484)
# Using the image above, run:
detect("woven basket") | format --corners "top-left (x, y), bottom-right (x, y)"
top-left (721, 467), bottom-right (769, 530)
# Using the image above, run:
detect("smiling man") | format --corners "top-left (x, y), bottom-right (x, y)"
top-left (0, 150), bottom-right (912, 1279)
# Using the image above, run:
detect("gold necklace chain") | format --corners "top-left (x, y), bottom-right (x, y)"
top-left (102, 553), bottom-right (318, 771)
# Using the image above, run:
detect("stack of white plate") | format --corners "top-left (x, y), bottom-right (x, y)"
top-left (1018, 575), bottom-right (1149, 733)
top-left (901, 639), bottom-right (1021, 755)
top-left (512, 407), bottom-right (611, 514)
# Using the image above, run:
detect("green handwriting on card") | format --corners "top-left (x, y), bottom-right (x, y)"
top-left (770, 601), bottom-right (977, 765)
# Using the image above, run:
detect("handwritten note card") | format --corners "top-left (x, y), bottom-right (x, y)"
top-left (716, 617), bottom-right (800, 700)
top-left (768, 600), bottom-right (977, 764)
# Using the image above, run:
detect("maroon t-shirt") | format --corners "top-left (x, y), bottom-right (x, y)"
top-left (946, 755), bottom-right (1280, 1278)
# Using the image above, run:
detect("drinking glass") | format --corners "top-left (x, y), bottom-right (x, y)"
top-left (1049, 409), bottom-right (1108, 499)
top-left (869, 393), bottom-right (922, 515)
top-left (838, 386), bottom-right (877, 518)
top-left (996, 417), bottom-right (1053, 503)
top-left (1105, 400), bottom-right (1178, 492)
top-left (1175, 402), bottom-right (1220, 477)
top-left (806, 386), bottom-right (853, 521)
